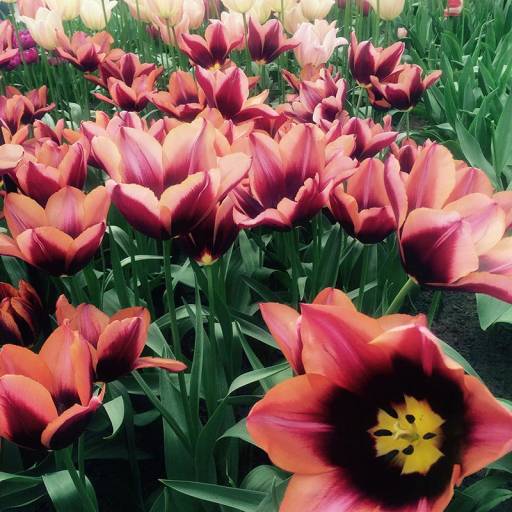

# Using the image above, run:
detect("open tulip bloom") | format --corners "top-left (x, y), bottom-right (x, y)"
top-left (250, 290), bottom-right (512, 511)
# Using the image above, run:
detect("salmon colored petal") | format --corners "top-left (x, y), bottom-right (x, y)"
top-left (4, 193), bottom-right (46, 238)
top-left (16, 227), bottom-right (73, 275)
top-left (313, 288), bottom-right (356, 309)
top-left (247, 374), bottom-right (337, 475)
top-left (441, 272), bottom-right (512, 303)
top-left (39, 323), bottom-right (93, 409)
top-left (407, 144), bottom-right (456, 210)
top-left (384, 155), bottom-right (408, 228)
top-left (132, 357), bottom-right (187, 372)
top-left (377, 313), bottom-right (427, 332)
top-left (16, 162), bottom-right (61, 206)
top-left (260, 303), bottom-right (303, 374)
top-left (447, 166), bottom-right (493, 203)
top-left (479, 238), bottom-right (512, 275)
top-left (95, 317), bottom-right (147, 381)
top-left (0, 234), bottom-right (23, 259)
top-left (0, 345), bottom-right (54, 391)
top-left (356, 206), bottom-right (396, 244)
top-left (55, 295), bottom-right (77, 325)
top-left (66, 223), bottom-right (106, 274)
top-left (42, 388), bottom-right (104, 450)
top-left (0, 143), bottom-right (24, 171)
top-left (232, 205), bottom-right (291, 230)
top-left (216, 153), bottom-right (252, 199)
top-left (83, 186), bottom-right (111, 227)
top-left (400, 208), bottom-right (479, 285)
top-left (281, 471), bottom-right (375, 512)
top-left (444, 194), bottom-right (506, 255)
top-left (91, 135), bottom-right (123, 181)
top-left (300, 304), bottom-right (389, 391)
top-left (110, 182), bottom-right (165, 239)
top-left (0, 374), bottom-right (57, 450)
top-left (45, 187), bottom-right (86, 237)
top-left (460, 375), bottom-right (512, 479)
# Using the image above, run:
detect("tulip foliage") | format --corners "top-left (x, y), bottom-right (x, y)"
top-left (0, 0), bottom-right (511, 511)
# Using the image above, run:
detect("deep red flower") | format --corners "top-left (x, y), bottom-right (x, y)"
top-left (0, 280), bottom-right (44, 347)
top-left (55, 296), bottom-right (187, 382)
top-left (247, 17), bottom-right (298, 64)
top-left (249, 294), bottom-right (512, 511)
top-left (179, 20), bottom-right (243, 70)
top-left (0, 324), bottom-right (104, 450)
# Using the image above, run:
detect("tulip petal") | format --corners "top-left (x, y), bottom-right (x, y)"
top-left (66, 222), bottom-right (106, 275)
top-left (4, 193), bottom-right (47, 238)
top-left (45, 187), bottom-right (86, 238)
top-left (83, 186), bottom-right (111, 228)
top-left (0, 374), bottom-right (57, 450)
top-left (260, 303), bottom-right (303, 374)
top-left (247, 373), bottom-right (337, 475)
top-left (132, 357), bottom-right (187, 373)
top-left (0, 234), bottom-right (23, 259)
top-left (313, 288), bottom-right (356, 309)
top-left (441, 272), bottom-right (512, 303)
top-left (300, 304), bottom-right (388, 391)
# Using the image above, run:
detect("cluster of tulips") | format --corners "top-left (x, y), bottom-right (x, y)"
top-left (0, 0), bottom-right (509, 511)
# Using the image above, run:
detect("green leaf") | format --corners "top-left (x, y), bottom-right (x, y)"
top-left (219, 418), bottom-right (256, 446)
top-left (42, 471), bottom-right (96, 512)
top-left (161, 480), bottom-right (265, 511)
top-left (476, 294), bottom-right (512, 330)
top-left (438, 339), bottom-right (480, 378)
top-left (103, 396), bottom-right (125, 439)
top-left (227, 363), bottom-right (290, 396)
top-left (493, 94), bottom-right (512, 177)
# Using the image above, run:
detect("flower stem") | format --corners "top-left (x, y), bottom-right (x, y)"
top-left (357, 244), bottom-right (370, 311)
top-left (61, 447), bottom-right (97, 512)
top-left (385, 277), bottom-right (418, 314)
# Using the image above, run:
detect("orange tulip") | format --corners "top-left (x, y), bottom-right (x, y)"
top-left (0, 186), bottom-right (110, 275)
top-left (249, 291), bottom-right (512, 511)
top-left (0, 280), bottom-right (43, 347)
top-left (55, 296), bottom-right (187, 381)
top-left (91, 118), bottom-right (251, 238)
top-left (0, 324), bottom-right (104, 450)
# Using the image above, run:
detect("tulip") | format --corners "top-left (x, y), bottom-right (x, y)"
top-left (179, 20), bottom-right (243, 70)
top-left (184, 0), bottom-right (205, 29)
top-left (3, 86), bottom-right (55, 124)
top-left (283, 68), bottom-right (347, 129)
top-left (232, 124), bottom-right (357, 229)
top-left (46, 0), bottom-right (81, 20)
top-left (390, 137), bottom-right (428, 173)
top-left (80, 0), bottom-right (118, 31)
top-left (349, 32), bottom-right (404, 86)
top-left (330, 157), bottom-right (401, 243)
top-left (386, 144), bottom-right (512, 302)
top-left (150, 70), bottom-right (206, 121)
top-left (221, 0), bottom-right (256, 14)
top-left (55, 297), bottom-right (187, 381)
top-left (124, 0), bottom-right (154, 22)
top-left (18, 0), bottom-right (46, 18)
top-left (247, 18), bottom-right (298, 64)
top-left (0, 21), bottom-right (19, 68)
top-left (300, 0), bottom-right (334, 21)
top-left (0, 324), bottom-right (104, 450)
top-left (220, 11), bottom-right (246, 50)
top-left (0, 280), bottom-right (43, 347)
top-left (33, 119), bottom-right (82, 146)
top-left (444, 0), bottom-right (463, 16)
top-left (293, 20), bottom-right (347, 70)
top-left (368, 0), bottom-right (405, 20)
top-left (369, 64), bottom-right (442, 111)
top-left (248, 295), bottom-right (512, 512)
top-left (91, 118), bottom-right (251, 239)
top-left (0, 186), bottom-right (110, 275)
top-left (195, 65), bottom-right (278, 122)
top-left (20, 8), bottom-right (63, 51)
top-left (5, 140), bottom-right (89, 206)
top-left (397, 26), bottom-right (408, 38)
top-left (56, 31), bottom-right (116, 72)
top-left (5, 47), bottom-right (39, 71)
top-left (150, 10), bottom-right (190, 46)
top-left (146, 0), bottom-right (183, 24)
top-left (179, 196), bottom-right (239, 265)
top-left (283, 2), bottom-right (307, 34)
top-left (326, 115), bottom-right (397, 159)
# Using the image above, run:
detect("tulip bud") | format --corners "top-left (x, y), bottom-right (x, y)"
top-left (0, 280), bottom-right (44, 347)
top-left (46, 0), bottom-right (81, 21)
top-left (80, 0), bottom-right (118, 30)
top-left (368, 0), bottom-right (405, 20)
top-left (300, 0), bottom-right (334, 21)
top-left (397, 26), bottom-right (407, 38)
top-left (249, 0), bottom-right (272, 23)
top-left (183, 0), bottom-right (205, 29)
top-left (221, 0), bottom-right (256, 14)
top-left (146, 0), bottom-right (184, 24)
top-left (20, 8), bottom-right (63, 51)
top-left (284, 2), bottom-right (307, 33)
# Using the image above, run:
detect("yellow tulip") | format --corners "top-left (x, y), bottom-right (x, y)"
top-left (368, 0), bottom-right (405, 20)
top-left (20, 7), bottom-right (63, 50)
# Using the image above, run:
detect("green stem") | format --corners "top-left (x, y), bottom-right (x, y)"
top-left (61, 447), bottom-right (97, 512)
top-left (385, 277), bottom-right (418, 314)
top-left (357, 245), bottom-right (370, 312)
top-left (354, 86), bottom-right (365, 116)
top-left (77, 435), bottom-right (86, 485)
top-left (428, 291), bottom-right (443, 327)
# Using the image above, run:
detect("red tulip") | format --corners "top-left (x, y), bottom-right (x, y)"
top-left (180, 20), bottom-right (243, 70)
top-left (326, 115), bottom-right (397, 159)
top-left (248, 297), bottom-right (512, 511)
top-left (3, 139), bottom-right (89, 205)
top-left (386, 144), bottom-right (512, 302)
top-left (232, 124), bottom-right (357, 229)
top-left (55, 31), bottom-right (120, 72)
top-left (283, 68), bottom-right (347, 130)
top-left (4, 86), bottom-right (55, 124)
top-left (0, 186), bottom-right (110, 275)
top-left (369, 64), bottom-right (442, 111)
top-left (0, 324), bottom-right (104, 450)
top-left (330, 157), bottom-right (402, 243)
top-left (150, 70), bottom-right (206, 121)
top-left (195, 65), bottom-right (278, 123)
top-left (349, 32), bottom-right (404, 86)
top-left (0, 280), bottom-right (43, 347)
top-left (390, 137), bottom-right (427, 173)
top-left (247, 17), bottom-right (298, 64)
top-left (179, 196), bottom-right (239, 264)
top-left (91, 118), bottom-right (251, 238)
top-left (445, 0), bottom-right (463, 16)
top-left (55, 296), bottom-right (187, 382)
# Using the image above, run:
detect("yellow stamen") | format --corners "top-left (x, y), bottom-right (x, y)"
top-left (369, 395), bottom-right (445, 475)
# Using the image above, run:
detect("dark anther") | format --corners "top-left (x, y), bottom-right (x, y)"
top-left (402, 445), bottom-right (414, 455)
top-left (423, 432), bottom-right (437, 440)
top-left (383, 406), bottom-right (398, 419)
top-left (374, 429), bottom-right (393, 437)
top-left (382, 449), bottom-right (399, 463)
top-left (405, 414), bottom-right (415, 424)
